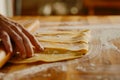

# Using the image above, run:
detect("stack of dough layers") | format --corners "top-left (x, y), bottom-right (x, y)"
top-left (10, 29), bottom-right (90, 63)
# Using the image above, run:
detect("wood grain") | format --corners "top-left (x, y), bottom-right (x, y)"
top-left (0, 16), bottom-right (120, 80)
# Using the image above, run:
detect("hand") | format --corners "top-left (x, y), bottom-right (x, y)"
top-left (0, 14), bottom-right (44, 58)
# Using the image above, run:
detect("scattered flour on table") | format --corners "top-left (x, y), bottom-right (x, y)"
top-left (0, 73), bottom-right (4, 79)
top-left (3, 62), bottom-right (67, 80)
top-left (100, 29), bottom-right (120, 52)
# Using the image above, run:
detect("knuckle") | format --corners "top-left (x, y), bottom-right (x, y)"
top-left (0, 31), bottom-right (8, 39)
top-left (16, 27), bottom-right (22, 32)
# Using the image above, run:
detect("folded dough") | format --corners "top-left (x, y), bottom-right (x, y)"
top-left (10, 29), bottom-right (90, 63)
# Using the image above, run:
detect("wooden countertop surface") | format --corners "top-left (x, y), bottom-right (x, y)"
top-left (0, 16), bottom-right (120, 80)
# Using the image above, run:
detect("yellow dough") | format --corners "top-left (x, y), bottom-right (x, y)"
top-left (10, 29), bottom-right (90, 63)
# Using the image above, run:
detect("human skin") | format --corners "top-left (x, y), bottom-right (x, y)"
top-left (0, 14), bottom-right (44, 58)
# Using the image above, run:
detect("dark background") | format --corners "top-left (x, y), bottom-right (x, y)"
top-left (14, 0), bottom-right (120, 16)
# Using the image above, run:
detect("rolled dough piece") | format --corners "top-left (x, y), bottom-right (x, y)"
top-left (0, 45), bottom-right (12, 68)
top-left (10, 29), bottom-right (90, 63)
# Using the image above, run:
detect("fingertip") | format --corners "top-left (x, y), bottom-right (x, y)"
top-left (21, 53), bottom-right (26, 59)
top-left (39, 44), bottom-right (44, 51)
top-left (41, 46), bottom-right (44, 51)
top-left (19, 50), bottom-right (27, 59)
top-left (27, 50), bottom-right (34, 58)
top-left (34, 46), bottom-right (44, 53)
top-left (7, 47), bottom-right (13, 54)
top-left (37, 43), bottom-right (44, 52)
top-left (26, 44), bottom-right (34, 58)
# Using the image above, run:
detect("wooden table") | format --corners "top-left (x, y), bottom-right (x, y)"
top-left (0, 16), bottom-right (120, 80)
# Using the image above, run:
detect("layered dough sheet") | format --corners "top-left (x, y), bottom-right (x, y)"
top-left (10, 29), bottom-right (90, 63)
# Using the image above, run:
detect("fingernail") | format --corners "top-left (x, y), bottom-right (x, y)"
top-left (39, 44), bottom-right (44, 51)
top-left (40, 46), bottom-right (44, 51)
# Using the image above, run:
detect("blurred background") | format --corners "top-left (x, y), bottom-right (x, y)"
top-left (0, 0), bottom-right (120, 17)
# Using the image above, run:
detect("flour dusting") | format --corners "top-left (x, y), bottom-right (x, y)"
top-left (100, 29), bottom-right (120, 52)
top-left (3, 62), bottom-right (67, 80)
